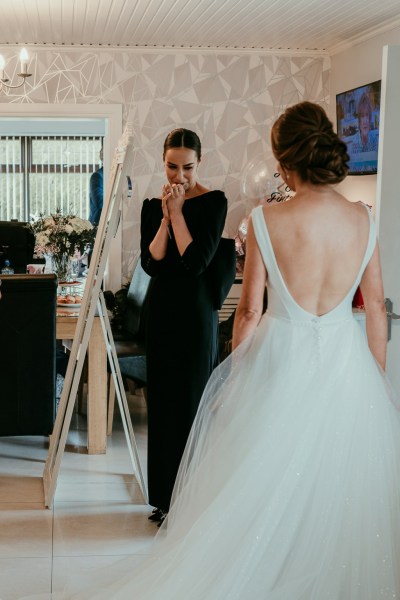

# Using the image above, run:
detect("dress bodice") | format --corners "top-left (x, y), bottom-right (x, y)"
top-left (141, 190), bottom-right (227, 279)
top-left (251, 204), bottom-right (376, 326)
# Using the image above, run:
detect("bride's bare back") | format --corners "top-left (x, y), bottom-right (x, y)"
top-left (263, 189), bottom-right (370, 316)
top-left (233, 101), bottom-right (386, 369)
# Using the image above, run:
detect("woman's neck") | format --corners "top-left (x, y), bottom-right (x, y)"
top-left (185, 182), bottom-right (210, 199)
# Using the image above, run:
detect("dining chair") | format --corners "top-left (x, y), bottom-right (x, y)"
top-left (0, 220), bottom-right (35, 274)
top-left (107, 254), bottom-right (150, 434)
top-left (0, 274), bottom-right (57, 436)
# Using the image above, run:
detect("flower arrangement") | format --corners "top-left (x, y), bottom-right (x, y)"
top-left (28, 209), bottom-right (95, 257)
top-left (27, 209), bottom-right (96, 280)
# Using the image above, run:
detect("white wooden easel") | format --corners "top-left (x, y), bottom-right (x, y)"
top-left (43, 126), bottom-right (148, 508)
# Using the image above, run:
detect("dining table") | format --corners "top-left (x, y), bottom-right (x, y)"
top-left (56, 286), bottom-right (108, 455)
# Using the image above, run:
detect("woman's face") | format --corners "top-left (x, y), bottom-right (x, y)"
top-left (359, 110), bottom-right (370, 143)
top-left (164, 147), bottom-right (199, 192)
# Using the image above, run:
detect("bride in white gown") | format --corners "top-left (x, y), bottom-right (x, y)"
top-left (22, 101), bottom-right (400, 600)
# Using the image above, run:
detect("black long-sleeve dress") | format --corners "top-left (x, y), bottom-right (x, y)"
top-left (140, 190), bottom-right (228, 511)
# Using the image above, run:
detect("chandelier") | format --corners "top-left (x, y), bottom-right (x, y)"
top-left (0, 48), bottom-right (32, 90)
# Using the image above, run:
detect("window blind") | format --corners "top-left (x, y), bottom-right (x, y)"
top-left (0, 135), bottom-right (102, 221)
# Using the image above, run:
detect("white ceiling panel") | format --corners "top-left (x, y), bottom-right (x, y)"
top-left (0, 0), bottom-right (399, 53)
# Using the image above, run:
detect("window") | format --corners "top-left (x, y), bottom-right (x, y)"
top-left (0, 135), bottom-right (103, 221)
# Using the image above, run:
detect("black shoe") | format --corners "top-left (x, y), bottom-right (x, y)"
top-left (157, 512), bottom-right (168, 527)
top-left (148, 508), bottom-right (164, 522)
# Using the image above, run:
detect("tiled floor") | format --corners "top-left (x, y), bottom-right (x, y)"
top-left (0, 392), bottom-right (156, 600)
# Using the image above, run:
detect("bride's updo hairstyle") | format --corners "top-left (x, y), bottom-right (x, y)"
top-left (271, 101), bottom-right (349, 185)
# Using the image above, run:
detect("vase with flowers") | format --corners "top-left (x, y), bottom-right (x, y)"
top-left (27, 209), bottom-right (96, 282)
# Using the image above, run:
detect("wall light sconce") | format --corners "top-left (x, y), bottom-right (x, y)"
top-left (0, 48), bottom-right (32, 90)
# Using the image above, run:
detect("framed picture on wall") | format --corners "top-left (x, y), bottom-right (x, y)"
top-left (336, 80), bottom-right (381, 175)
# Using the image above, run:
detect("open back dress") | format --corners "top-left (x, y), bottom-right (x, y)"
top-left (29, 204), bottom-right (400, 600)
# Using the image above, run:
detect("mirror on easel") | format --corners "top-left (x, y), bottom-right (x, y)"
top-left (43, 125), bottom-right (148, 508)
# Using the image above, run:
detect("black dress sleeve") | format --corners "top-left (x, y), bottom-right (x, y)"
top-left (140, 191), bottom-right (228, 277)
top-left (180, 191), bottom-right (227, 276)
top-left (140, 198), bottom-right (164, 276)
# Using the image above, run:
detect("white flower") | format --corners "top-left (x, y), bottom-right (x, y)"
top-left (69, 216), bottom-right (93, 233)
top-left (36, 232), bottom-right (50, 247)
top-left (29, 210), bottom-right (95, 259)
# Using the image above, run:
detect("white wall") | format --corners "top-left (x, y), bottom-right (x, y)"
top-left (330, 26), bottom-right (400, 210)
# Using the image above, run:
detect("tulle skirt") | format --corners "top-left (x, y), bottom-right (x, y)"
top-left (20, 312), bottom-right (400, 599)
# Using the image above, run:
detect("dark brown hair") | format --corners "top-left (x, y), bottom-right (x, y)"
top-left (163, 128), bottom-right (202, 161)
top-left (271, 101), bottom-right (349, 185)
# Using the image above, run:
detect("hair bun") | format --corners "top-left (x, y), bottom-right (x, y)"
top-left (271, 102), bottom-right (349, 185)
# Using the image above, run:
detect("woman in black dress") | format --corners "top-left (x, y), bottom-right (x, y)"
top-left (140, 129), bottom-right (229, 524)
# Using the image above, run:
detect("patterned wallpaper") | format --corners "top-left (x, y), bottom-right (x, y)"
top-left (0, 48), bottom-right (330, 281)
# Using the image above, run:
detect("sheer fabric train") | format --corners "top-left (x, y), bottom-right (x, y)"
top-left (19, 205), bottom-right (400, 600)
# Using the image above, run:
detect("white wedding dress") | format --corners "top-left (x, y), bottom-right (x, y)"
top-left (23, 205), bottom-right (400, 599)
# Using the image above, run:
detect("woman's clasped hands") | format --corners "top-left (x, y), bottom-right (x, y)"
top-left (162, 183), bottom-right (185, 218)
